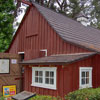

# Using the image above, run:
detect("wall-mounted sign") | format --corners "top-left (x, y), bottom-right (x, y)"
top-left (3, 85), bottom-right (16, 97)
top-left (11, 59), bottom-right (17, 64)
top-left (0, 59), bottom-right (9, 73)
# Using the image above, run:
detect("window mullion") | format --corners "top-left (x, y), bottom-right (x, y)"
top-left (85, 71), bottom-right (86, 84)
top-left (48, 71), bottom-right (51, 85)
top-left (89, 70), bottom-right (91, 86)
top-left (43, 70), bottom-right (45, 86)
top-left (32, 68), bottom-right (34, 84)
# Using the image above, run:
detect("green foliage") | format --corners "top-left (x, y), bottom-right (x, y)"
top-left (33, 0), bottom-right (100, 29)
top-left (65, 88), bottom-right (100, 100)
top-left (0, 97), bottom-right (5, 100)
top-left (0, 93), bottom-right (5, 100)
top-left (28, 95), bottom-right (61, 100)
top-left (0, 0), bottom-right (15, 52)
top-left (90, 0), bottom-right (100, 28)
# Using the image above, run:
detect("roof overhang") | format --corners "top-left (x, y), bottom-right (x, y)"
top-left (20, 52), bottom-right (96, 65)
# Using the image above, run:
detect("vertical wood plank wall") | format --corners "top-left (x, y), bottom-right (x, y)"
top-left (23, 55), bottom-right (100, 97)
top-left (8, 6), bottom-right (89, 60)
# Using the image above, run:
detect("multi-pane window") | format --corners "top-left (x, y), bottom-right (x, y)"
top-left (80, 67), bottom-right (92, 89)
top-left (35, 71), bottom-right (43, 83)
top-left (45, 71), bottom-right (54, 85)
top-left (81, 71), bottom-right (89, 85)
top-left (32, 67), bottom-right (57, 90)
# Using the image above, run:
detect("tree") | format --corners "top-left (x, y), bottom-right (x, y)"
top-left (0, 0), bottom-right (15, 52)
top-left (14, 0), bottom-right (100, 31)
top-left (14, 0), bottom-right (21, 17)
top-left (90, 0), bottom-right (100, 28)
top-left (33, 0), bottom-right (100, 28)
top-left (31, 0), bottom-right (88, 18)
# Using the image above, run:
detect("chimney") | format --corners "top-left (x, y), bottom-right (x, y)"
top-left (76, 13), bottom-right (89, 26)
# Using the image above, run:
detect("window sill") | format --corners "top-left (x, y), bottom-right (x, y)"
top-left (31, 84), bottom-right (57, 90)
top-left (79, 85), bottom-right (92, 89)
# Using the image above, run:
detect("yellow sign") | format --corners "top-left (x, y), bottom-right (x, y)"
top-left (3, 85), bottom-right (16, 97)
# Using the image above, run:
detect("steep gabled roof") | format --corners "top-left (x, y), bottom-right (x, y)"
top-left (6, 1), bottom-right (100, 53)
top-left (20, 52), bottom-right (96, 65)
top-left (33, 2), bottom-right (100, 52)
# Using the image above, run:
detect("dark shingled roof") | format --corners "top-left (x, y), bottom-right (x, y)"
top-left (20, 52), bottom-right (96, 65)
top-left (33, 2), bottom-right (100, 52)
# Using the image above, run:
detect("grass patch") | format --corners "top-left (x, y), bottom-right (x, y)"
top-left (0, 93), bottom-right (5, 100)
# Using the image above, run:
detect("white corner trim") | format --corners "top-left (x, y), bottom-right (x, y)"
top-left (40, 49), bottom-right (47, 56)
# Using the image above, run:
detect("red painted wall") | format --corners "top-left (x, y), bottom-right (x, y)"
top-left (23, 55), bottom-right (100, 97)
top-left (8, 6), bottom-right (90, 60)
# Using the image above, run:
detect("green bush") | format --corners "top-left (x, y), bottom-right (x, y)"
top-left (0, 97), bottom-right (5, 100)
top-left (0, 93), bottom-right (5, 100)
top-left (65, 88), bottom-right (100, 100)
top-left (28, 95), bottom-right (61, 100)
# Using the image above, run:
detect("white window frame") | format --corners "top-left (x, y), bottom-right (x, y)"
top-left (40, 49), bottom-right (47, 56)
top-left (31, 67), bottom-right (57, 90)
top-left (79, 67), bottom-right (92, 89)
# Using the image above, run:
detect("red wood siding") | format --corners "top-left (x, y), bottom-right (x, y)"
top-left (92, 55), bottom-right (100, 87)
top-left (24, 65), bottom-right (58, 96)
top-left (8, 6), bottom-right (89, 60)
top-left (23, 55), bottom-right (100, 97)
top-left (62, 55), bottom-right (100, 97)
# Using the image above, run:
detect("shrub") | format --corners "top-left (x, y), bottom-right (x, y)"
top-left (0, 93), bottom-right (5, 100)
top-left (28, 95), bottom-right (61, 100)
top-left (65, 88), bottom-right (100, 100)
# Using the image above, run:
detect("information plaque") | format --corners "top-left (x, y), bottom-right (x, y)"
top-left (3, 85), bottom-right (16, 97)
top-left (0, 59), bottom-right (9, 73)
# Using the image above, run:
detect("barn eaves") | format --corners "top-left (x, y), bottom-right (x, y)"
top-left (20, 52), bottom-right (96, 65)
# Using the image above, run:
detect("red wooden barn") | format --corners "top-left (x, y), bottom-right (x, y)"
top-left (6, 0), bottom-right (100, 97)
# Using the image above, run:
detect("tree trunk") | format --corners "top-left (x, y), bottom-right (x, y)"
top-left (14, 0), bottom-right (21, 17)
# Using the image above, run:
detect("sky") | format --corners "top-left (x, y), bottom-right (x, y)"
top-left (13, 2), bottom-right (28, 33)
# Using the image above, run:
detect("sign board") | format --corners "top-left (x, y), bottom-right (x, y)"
top-left (0, 59), bottom-right (9, 73)
top-left (11, 59), bottom-right (17, 64)
top-left (3, 85), bottom-right (16, 97)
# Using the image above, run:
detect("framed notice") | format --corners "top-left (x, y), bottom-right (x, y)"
top-left (3, 85), bottom-right (16, 97)
top-left (0, 59), bottom-right (9, 73)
